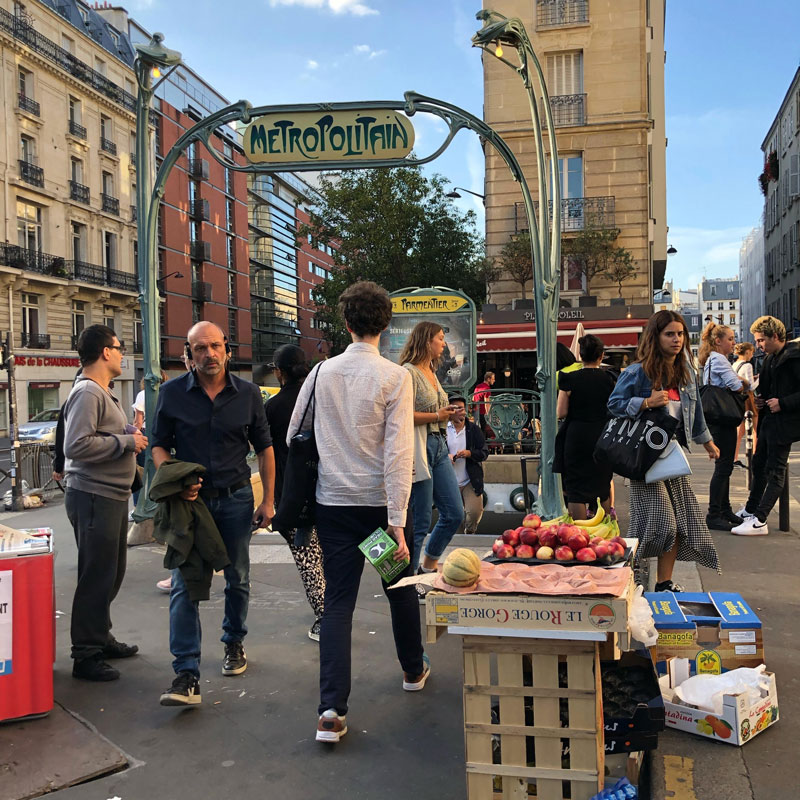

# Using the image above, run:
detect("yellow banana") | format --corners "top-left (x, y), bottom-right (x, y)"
top-left (540, 514), bottom-right (569, 527)
top-left (573, 500), bottom-right (604, 528)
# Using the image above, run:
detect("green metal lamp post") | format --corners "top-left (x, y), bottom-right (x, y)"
top-left (472, 9), bottom-right (565, 519)
top-left (132, 33), bottom-right (182, 521)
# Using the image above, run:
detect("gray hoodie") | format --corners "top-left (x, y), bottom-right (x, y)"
top-left (63, 377), bottom-right (137, 501)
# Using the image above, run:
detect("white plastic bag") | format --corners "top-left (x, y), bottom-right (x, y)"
top-left (628, 584), bottom-right (658, 647)
top-left (674, 664), bottom-right (770, 715)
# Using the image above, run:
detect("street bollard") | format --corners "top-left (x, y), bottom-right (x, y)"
top-left (779, 480), bottom-right (790, 532)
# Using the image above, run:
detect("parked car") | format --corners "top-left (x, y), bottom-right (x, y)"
top-left (18, 408), bottom-right (60, 444)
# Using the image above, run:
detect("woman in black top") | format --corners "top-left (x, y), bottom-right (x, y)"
top-left (554, 335), bottom-right (617, 520)
top-left (264, 345), bottom-right (325, 642)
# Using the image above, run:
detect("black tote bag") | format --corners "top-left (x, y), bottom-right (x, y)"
top-left (593, 409), bottom-right (679, 481)
top-left (272, 364), bottom-right (322, 532)
top-left (699, 364), bottom-right (745, 427)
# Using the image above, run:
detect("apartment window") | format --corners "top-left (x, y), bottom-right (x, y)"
top-left (226, 199), bottom-right (235, 231)
top-left (108, 29), bottom-right (119, 47)
top-left (546, 52), bottom-right (583, 97)
top-left (729, 301), bottom-right (735, 310)
top-left (223, 140), bottom-right (233, 161)
top-left (16, 200), bottom-right (41, 251)
top-left (95, 57), bottom-right (106, 76)
top-left (21, 293), bottom-right (40, 337)
top-left (227, 235), bottom-right (235, 267)
top-left (191, 262), bottom-right (201, 285)
top-left (70, 157), bottom-right (83, 184)
top-left (19, 134), bottom-right (35, 164)
top-left (72, 221), bottom-right (86, 262)
top-left (552, 154), bottom-right (583, 199)
top-left (72, 300), bottom-right (86, 337)
top-left (706, 302), bottom-right (712, 311)
top-left (134, 309), bottom-right (142, 351)
top-left (560, 256), bottom-right (586, 293)
top-left (192, 302), bottom-right (202, 324)
top-left (729, 314), bottom-right (736, 325)
top-left (77, 5), bottom-right (88, 24)
top-left (228, 270), bottom-right (236, 304)
top-left (102, 171), bottom-right (114, 196)
top-left (61, 33), bottom-right (74, 53)
top-left (18, 66), bottom-right (32, 98)
top-left (13, 2), bottom-right (26, 18)
top-left (103, 305), bottom-right (115, 329)
top-left (190, 220), bottom-right (200, 242)
top-left (717, 302), bottom-right (723, 311)
top-left (103, 231), bottom-right (117, 270)
top-left (124, 78), bottom-right (134, 97)
top-left (228, 308), bottom-right (237, 340)
top-left (225, 167), bottom-right (234, 195)
top-left (710, 285), bottom-right (716, 296)
top-left (101, 115), bottom-right (111, 140)
top-left (69, 96), bottom-right (82, 124)
top-left (154, 118), bottom-right (162, 156)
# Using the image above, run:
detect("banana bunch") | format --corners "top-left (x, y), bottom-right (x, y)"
top-left (538, 513), bottom-right (570, 528)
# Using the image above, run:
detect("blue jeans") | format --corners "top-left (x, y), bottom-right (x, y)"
top-left (410, 433), bottom-right (464, 570)
top-left (169, 484), bottom-right (254, 677)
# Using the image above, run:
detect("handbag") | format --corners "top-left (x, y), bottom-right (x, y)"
top-left (272, 364), bottom-right (322, 532)
top-left (593, 409), bottom-right (679, 481)
top-left (700, 363), bottom-right (745, 427)
top-left (644, 439), bottom-right (691, 483)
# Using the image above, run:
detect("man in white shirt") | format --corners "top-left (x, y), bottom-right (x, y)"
top-left (288, 281), bottom-right (430, 744)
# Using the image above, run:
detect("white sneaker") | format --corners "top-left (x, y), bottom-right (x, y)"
top-left (731, 517), bottom-right (769, 536)
top-left (735, 505), bottom-right (756, 520)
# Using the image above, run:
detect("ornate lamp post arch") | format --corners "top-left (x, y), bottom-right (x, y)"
top-left (132, 9), bottom-right (565, 521)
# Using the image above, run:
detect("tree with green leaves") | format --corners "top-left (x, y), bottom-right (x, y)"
top-left (497, 231), bottom-right (533, 299)
top-left (300, 166), bottom-right (495, 353)
top-left (561, 224), bottom-right (637, 297)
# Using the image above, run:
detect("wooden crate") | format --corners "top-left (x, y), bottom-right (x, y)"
top-left (462, 636), bottom-right (604, 800)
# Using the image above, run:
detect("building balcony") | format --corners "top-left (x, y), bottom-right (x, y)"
top-left (191, 281), bottom-right (212, 302)
top-left (21, 332), bottom-right (51, 349)
top-left (19, 159), bottom-right (44, 188)
top-left (132, 340), bottom-right (143, 354)
top-left (0, 244), bottom-right (67, 277)
top-left (190, 240), bottom-right (211, 262)
top-left (69, 180), bottom-right (90, 204)
top-left (17, 93), bottom-right (40, 116)
top-left (100, 137), bottom-right (117, 156)
top-left (130, 152), bottom-right (136, 166)
top-left (70, 260), bottom-right (137, 292)
top-left (189, 158), bottom-right (209, 180)
top-left (130, 205), bottom-right (137, 222)
top-left (515, 196), bottom-right (616, 234)
top-left (101, 193), bottom-right (119, 215)
top-left (68, 118), bottom-right (86, 138)
top-left (190, 198), bottom-right (209, 221)
top-left (547, 93), bottom-right (586, 127)
top-left (536, 0), bottom-right (589, 28)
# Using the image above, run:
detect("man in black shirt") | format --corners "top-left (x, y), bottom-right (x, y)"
top-left (151, 321), bottom-right (275, 705)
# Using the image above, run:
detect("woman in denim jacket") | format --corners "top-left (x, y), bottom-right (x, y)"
top-left (608, 311), bottom-right (721, 591)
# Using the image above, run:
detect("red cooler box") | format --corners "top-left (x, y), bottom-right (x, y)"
top-left (0, 529), bottom-right (54, 722)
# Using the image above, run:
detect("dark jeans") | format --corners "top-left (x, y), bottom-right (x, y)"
top-left (316, 504), bottom-right (424, 716)
top-left (169, 484), bottom-right (254, 677)
top-left (707, 422), bottom-right (738, 516)
top-left (745, 419), bottom-right (792, 523)
top-left (66, 488), bottom-right (129, 661)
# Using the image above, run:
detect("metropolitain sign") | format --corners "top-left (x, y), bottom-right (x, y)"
top-left (243, 110), bottom-right (415, 164)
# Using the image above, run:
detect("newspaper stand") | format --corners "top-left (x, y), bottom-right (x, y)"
top-left (425, 574), bottom-right (634, 800)
top-left (0, 530), bottom-right (55, 722)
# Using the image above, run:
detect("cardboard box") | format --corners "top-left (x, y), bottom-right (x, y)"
top-left (658, 659), bottom-right (779, 746)
top-left (358, 528), bottom-right (408, 583)
top-left (644, 591), bottom-right (764, 674)
top-left (425, 577), bottom-right (633, 635)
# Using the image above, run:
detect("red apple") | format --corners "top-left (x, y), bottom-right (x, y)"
top-left (492, 538), bottom-right (505, 555)
top-left (539, 528), bottom-right (558, 549)
top-left (522, 513), bottom-right (541, 529)
top-left (495, 543), bottom-right (516, 559)
top-left (555, 545), bottom-right (575, 561)
top-left (502, 528), bottom-right (521, 546)
top-left (536, 545), bottom-right (554, 560)
top-left (608, 541), bottom-right (626, 560)
top-left (576, 547), bottom-right (597, 563)
top-left (515, 544), bottom-right (535, 559)
top-left (567, 531), bottom-right (589, 552)
top-left (520, 528), bottom-right (540, 547)
top-left (557, 523), bottom-right (575, 544)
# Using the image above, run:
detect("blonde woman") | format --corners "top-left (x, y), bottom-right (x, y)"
top-left (698, 322), bottom-right (747, 531)
top-left (400, 322), bottom-right (464, 575)
top-left (733, 342), bottom-right (757, 467)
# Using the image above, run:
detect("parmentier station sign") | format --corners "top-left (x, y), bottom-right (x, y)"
top-left (391, 295), bottom-right (470, 313)
top-left (243, 110), bottom-right (415, 164)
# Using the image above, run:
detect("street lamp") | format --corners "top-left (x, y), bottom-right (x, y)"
top-left (667, 244), bottom-right (678, 255)
top-left (156, 270), bottom-right (183, 295)
top-left (446, 187), bottom-right (486, 201)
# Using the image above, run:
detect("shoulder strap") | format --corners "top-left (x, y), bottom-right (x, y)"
top-left (298, 362), bottom-right (322, 430)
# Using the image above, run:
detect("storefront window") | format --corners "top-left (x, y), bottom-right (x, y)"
top-left (27, 385), bottom-right (59, 418)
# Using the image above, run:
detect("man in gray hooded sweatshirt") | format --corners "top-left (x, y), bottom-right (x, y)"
top-left (63, 325), bottom-right (148, 681)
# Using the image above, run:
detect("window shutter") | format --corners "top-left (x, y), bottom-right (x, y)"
top-left (789, 153), bottom-right (800, 198)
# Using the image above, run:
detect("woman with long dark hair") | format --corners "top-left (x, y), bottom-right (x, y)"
top-left (608, 310), bottom-right (721, 591)
top-left (265, 344), bottom-right (325, 641)
top-left (400, 322), bottom-right (464, 577)
top-left (697, 322), bottom-right (747, 531)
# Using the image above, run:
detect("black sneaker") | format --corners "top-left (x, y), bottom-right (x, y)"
top-left (222, 641), bottom-right (247, 676)
top-left (654, 580), bottom-right (685, 593)
top-left (101, 639), bottom-right (139, 659)
top-left (72, 655), bottom-right (120, 682)
top-left (733, 460), bottom-right (747, 470)
top-left (723, 510), bottom-right (743, 526)
top-left (160, 671), bottom-right (201, 706)
top-left (308, 619), bottom-right (321, 642)
top-left (705, 515), bottom-right (734, 532)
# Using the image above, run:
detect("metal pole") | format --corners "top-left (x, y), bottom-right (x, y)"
top-left (4, 322), bottom-right (22, 512)
top-left (779, 480), bottom-right (790, 532)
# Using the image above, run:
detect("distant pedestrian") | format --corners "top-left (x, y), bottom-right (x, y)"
top-left (63, 326), bottom-right (147, 681)
top-left (151, 321), bottom-right (275, 706)
top-left (608, 311), bottom-right (720, 592)
top-left (265, 344), bottom-right (325, 642)
top-left (698, 322), bottom-right (747, 531)
top-left (732, 316), bottom-right (800, 536)
top-left (472, 371), bottom-right (495, 430)
top-left (554, 334), bottom-right (616, 520)
top-left (287, 281), bottom-right (428, 744)
top-left (446, 394), bottom-right (488, 534)
top-left (732, 342), bottom-right (757, 466)
top-left (401, 321), bottom-right (464, 577)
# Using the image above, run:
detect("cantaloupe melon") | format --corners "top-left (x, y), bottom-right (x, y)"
top-left (441, 548), bottom-right (481, 587)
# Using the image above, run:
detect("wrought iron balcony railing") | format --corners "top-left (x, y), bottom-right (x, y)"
top-left (102, 193), bottom-right (119, 215)
top-left (192, 281), bottom-right (212, 302)
top-left (132, 340), bottom-right (144, 354)
top-left (100, 137), bottom-right (117, 156)
top-left (536, 0), bottom-right (589, 28)
top-left (0, 244), bottom-right (66, 277)
top-left (68, 119), bottom-right (86, 138)
top-left (515, 196), bottom-right (616, 234)
top-left (19, 159), bottom-right (44, 187)
top-left (69, 180), bottom-right (90, 204)
top-left (18, 93), bottom-right (40, 116)
top-left (130, 205), bottom-right (137, 222)
top-left (129, 152), bottom-right (136, 166)
top-left (21, 332), bottom-right (51, 349)
top-left (547, 93), bottom-right (586, 127)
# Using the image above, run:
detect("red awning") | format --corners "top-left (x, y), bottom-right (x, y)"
top-left (477, 318), bottom-right (646, 353)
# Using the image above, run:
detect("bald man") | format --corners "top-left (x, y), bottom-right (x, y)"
top-left (151, 321), bottom-right (275, 706)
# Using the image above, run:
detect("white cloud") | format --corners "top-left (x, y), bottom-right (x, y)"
top-left (352, 43), bottom-right (385, 59)
top-left (306, 59), bottom-right (319, 69)
top-left (270, 0), bottom-right (378, 16)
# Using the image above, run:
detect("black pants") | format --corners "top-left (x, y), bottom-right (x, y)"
top-left (707, 422), bottom-right (738, 516)
top-left (745, 419), bottom-right (792, 523)
top-left (316, 504), bottom-right (424, 716)
top-left (66, 488), bottom-right (129, 661)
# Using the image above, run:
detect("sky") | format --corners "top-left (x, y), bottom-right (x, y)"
top-left (123, 0), bottom-right (800, 294)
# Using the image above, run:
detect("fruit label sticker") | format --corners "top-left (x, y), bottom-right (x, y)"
top-left (696, 649), bottom-right (721, 674)
top-left (589, 602), bottom-right (616, 629)
top-left (0, 570), bottom-right (11, 676)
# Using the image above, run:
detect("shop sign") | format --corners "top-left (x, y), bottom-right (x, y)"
top-left (391, 295), bottom-right (469, 314)
top-left (14, 356), bottom-right (80, 368)
top-left (29, 382), bottom-right (59, 389)
top-left (244, 110), bottom-right (414, 164)
top-left (0, 571), bottom-right (11, 675)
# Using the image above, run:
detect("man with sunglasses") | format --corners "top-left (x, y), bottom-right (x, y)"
top-left (63, 325), bottom-right (148, 681)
